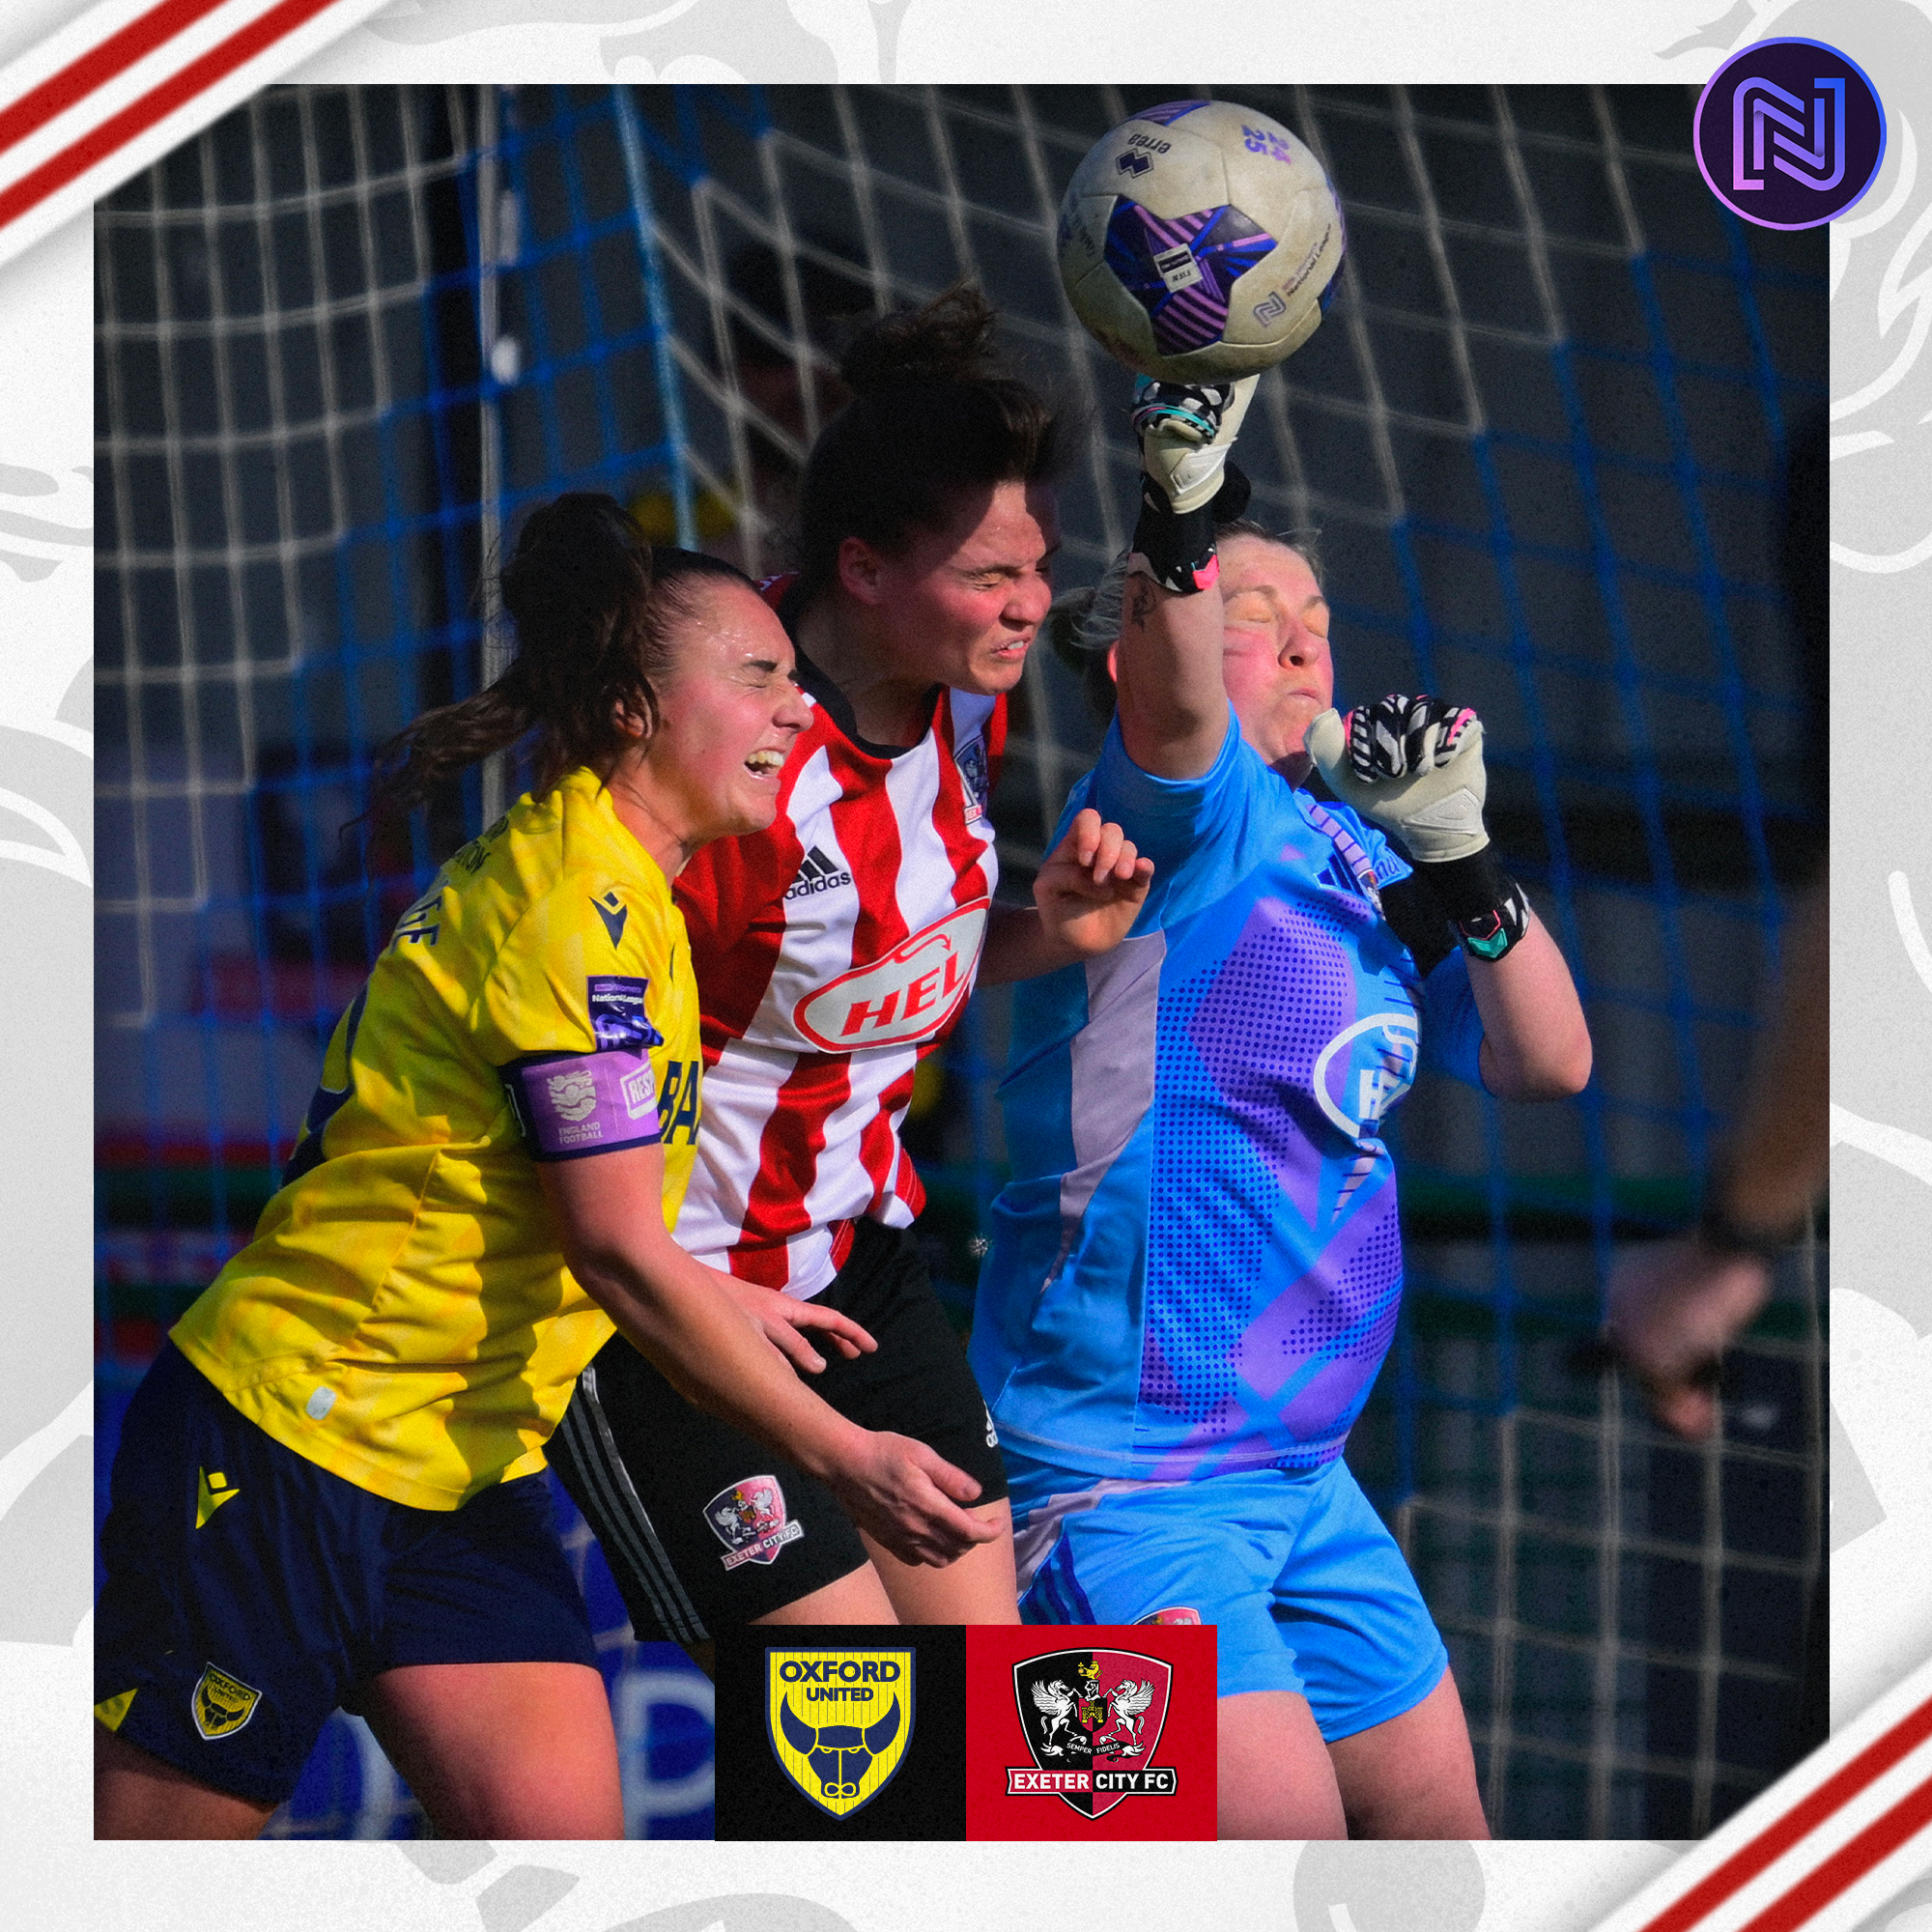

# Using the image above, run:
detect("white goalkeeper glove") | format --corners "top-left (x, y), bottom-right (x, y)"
top-left (1306, 693), bottom-right (1490, 865)
top-left (1128, 376), bottom-right (1257, 593)
top-left (1131, 375), bottom-right (1259, 514)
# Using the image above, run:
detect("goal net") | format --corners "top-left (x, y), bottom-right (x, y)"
top-left (96, 82), bottom-right (1826, 1839)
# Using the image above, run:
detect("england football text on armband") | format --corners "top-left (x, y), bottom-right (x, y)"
top-left (501, 1047), bottom-right (674, 1161)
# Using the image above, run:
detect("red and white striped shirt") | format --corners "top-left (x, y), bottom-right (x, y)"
top-left (672, 600), bottom-right (1005, 1297)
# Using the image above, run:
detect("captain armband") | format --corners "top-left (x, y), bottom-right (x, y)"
top-left (499, 1048), bottom-right (661, 1161)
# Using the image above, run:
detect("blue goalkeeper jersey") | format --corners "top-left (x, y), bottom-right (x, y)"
top-left (970, 709), bottom-right (1485, 1483)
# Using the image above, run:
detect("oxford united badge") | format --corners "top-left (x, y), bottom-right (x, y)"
top-left (190, 1662), bottom-right (262, 1741)
top-left (766, 1647), bottom-right (915, 1818)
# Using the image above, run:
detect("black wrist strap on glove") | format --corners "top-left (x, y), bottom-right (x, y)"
top-left (1130, 462), bottom-right (1254, 596)
top-left (1417, 845), bottom-right (1530, 962)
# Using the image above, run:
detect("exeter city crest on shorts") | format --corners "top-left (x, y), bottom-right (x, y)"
top-left (190, 1662), bottom-right (262, 1741)
top-left (704, 1475), bottom-right (805, 1571)
top-left (766, 1647), bottom-right (915, 1818)
top-left (1009, 1647), bottom-right (1175, 1818)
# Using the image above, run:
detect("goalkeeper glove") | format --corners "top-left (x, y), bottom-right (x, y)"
top-left (1129, 376), bottom-right (1257, 593)
top-left (1307, 693), bottom-right (1530, 961)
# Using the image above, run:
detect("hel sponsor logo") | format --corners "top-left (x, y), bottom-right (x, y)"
top-left (1009, 1647), bottom-right (1175, 1819)
top-left (656, 1058), bottom-right (702, 1145)
top-left (191, 1663), bottom-right (262, 1741)
top-left (785, 845), bottom-right (854, 901)
top-left (768, 1647), bottom-right (915, 1817)
top-left (391, 883), bottom-right (442, 949)
top-left (1152, 244), bottom-right (1203, 294)
top-left (1311, 1010), bottom-right (1420, 1143)
top-left (793, 899), bottom-right (989, 1051)
top-left (705, 1477), bottom-right (804, 1570)
top-left (1134, 1605), bottom-right (1203, 1627)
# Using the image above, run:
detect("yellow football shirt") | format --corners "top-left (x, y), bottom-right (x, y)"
top-left (170, 767), bottom-right (703, 1510)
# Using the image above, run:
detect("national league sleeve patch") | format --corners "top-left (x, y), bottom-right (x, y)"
top-left (587, 975), bottom-right (666, 1051)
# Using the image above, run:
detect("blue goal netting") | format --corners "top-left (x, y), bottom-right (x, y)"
top-left (96, 83), bottom-right (1825, 1838)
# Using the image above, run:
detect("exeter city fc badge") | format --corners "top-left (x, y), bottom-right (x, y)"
top-left (190, 1662), bottom-right (262, 1741)
top-left (704, 1475), bottom-right (804, 1571)
top-left (1009, 1647), bottom-right (1175, 1818)
top-left (766, 1648), bottom-right (915, 1818)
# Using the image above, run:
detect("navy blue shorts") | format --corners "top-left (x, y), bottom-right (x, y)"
top-left (94, 1342), bottom-right (599, 1806)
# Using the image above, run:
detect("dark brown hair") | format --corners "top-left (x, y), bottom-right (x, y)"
top-left (370, 493), bottom-right (754, 816)
top-left (795, 286), bottom-right (1071, 599)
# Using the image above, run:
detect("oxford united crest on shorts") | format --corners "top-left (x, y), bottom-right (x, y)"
top-left (767, 1648), bottom-right (915, 1818)
top-left (1010, 1647), bottom-right (1174, 1817)
top-left (191, 1662), bottom-right (262, 1741)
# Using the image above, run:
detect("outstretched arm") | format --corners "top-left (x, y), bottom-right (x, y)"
top-left (1113, 378), bottom-right (1257, 781)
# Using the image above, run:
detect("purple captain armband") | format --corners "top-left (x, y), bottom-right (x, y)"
top-left (499, 1047), bottom-right (660, 1161)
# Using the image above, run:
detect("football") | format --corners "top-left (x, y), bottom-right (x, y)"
top-left (1056, 99), bottom-right (1347, 383)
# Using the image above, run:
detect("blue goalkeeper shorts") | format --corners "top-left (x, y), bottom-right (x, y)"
top-left (1009, 1452), bottom-right (1447, 1741)
top-left (94, 1342), bottom-right (599, 1805)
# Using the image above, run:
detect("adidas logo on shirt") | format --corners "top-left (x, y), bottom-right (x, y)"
top-left (784, 845), bottom-right (854, 901)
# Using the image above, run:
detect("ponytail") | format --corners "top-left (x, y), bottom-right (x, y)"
top-left (369, 494), bottom-right (753, 818)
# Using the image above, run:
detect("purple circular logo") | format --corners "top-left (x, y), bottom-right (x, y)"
top-left (1693, 37), bottom-right (1886, 229)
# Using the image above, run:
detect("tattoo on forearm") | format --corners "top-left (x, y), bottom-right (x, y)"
top-left (1126, 577), bottom-right (1156, 627)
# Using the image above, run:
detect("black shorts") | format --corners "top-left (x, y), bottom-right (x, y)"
top-left (547, 1219), bottom-right (1009, 1642)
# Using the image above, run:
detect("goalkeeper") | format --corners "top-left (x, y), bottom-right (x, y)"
top-left (969, 378), bottom-right (1591, 1838)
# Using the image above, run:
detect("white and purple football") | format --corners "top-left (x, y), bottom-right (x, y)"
top-left (1057, 99), bottom-right (1347, 382)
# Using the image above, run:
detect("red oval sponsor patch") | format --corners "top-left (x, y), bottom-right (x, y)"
top-left (793, 900), bottom-right (989, 1052)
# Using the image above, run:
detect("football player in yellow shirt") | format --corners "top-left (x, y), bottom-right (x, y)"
top-left (94, 496), bottom-right (1001, 1838)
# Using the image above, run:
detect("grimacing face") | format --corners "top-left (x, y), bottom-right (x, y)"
top-left (862, 478), bottom-right (1061, 698)
top-left (1215, 535), bottom-right (1334, 781)
top-left (638, 579), bottom-right (811, 846)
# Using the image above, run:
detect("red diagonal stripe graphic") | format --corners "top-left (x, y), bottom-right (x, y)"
top-left (0, 0), bottom-right (232, 157)
top-left (1738, 1773), bottom-right (1932, 1932)
top-left (1639, 1694), bottom-right (1932, 1932)
top-left (0, 0), bottom-right (342, 233)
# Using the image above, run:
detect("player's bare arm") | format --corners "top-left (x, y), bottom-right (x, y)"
top-left (540, 1147), bottom-right (996, 1568)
